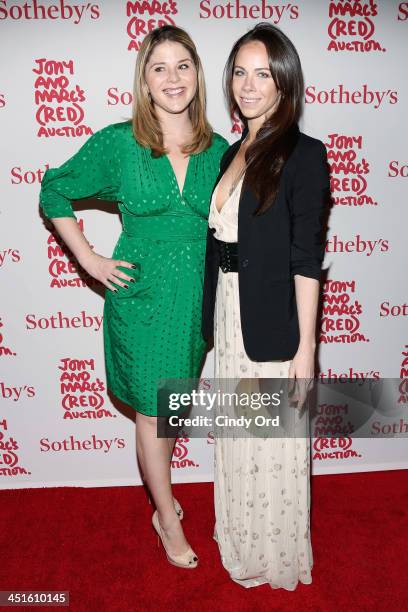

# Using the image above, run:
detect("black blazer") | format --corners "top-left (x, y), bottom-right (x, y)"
top-left (202, 126), bottom-right (331, 362)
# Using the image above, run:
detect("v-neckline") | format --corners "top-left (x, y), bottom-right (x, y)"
top-left (214, 175), bottom-right (244, 214)
top-left (164, 153), bottom-right (193, 199)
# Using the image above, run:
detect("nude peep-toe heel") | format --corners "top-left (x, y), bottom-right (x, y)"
top-left (152, 510), bottom-right (198, 569)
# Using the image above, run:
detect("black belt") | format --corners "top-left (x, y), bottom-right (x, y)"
top-left (214, 238), bottom-right (238, 273)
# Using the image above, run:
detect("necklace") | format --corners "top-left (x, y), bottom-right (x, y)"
top-left (228, 171), bottom-right (245, 196)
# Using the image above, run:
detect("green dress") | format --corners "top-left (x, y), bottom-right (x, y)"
top-left (40, 121), bottom-right (228, 415)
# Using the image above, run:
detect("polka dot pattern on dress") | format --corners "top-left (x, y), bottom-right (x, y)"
top-left (210, 178), bottom-right (313, 591)
top-left (39, 121), bottom-right (229, 414)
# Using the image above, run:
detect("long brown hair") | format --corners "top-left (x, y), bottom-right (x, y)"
top-left (132, 25), bottom-right (212, 157)
top-left (224, 23), bottom-right (304, 214)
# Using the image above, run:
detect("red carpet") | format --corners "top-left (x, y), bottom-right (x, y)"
top-left (1, 470), bottom-right (407, 612)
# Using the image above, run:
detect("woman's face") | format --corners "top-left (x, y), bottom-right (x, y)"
top-left (144, 41), bottom-right (197, 116)
top-left (232, 41), bottom-right (280, 124)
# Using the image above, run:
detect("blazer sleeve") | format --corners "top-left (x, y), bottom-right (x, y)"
top-left (289, 139), bottom-right (330, 281)
top-left (39, 124), bottom-right (119, 220)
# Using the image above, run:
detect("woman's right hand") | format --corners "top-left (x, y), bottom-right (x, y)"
top-left (79, 251), bottom-right (136, 292)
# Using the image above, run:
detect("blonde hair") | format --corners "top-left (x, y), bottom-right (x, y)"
top-left (132, 25), bottom-right (213, 156)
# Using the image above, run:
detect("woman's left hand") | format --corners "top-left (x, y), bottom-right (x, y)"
top-left (288, 345), bottom-right (316, 410)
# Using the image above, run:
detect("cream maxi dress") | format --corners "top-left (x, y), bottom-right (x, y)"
top-left (208, 177), bottom-right (313, 591)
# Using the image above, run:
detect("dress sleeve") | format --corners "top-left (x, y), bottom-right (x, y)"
top-left (39, 124), bottom-right (119, 219)
top-left (289, 139), bottom-right (330, 281)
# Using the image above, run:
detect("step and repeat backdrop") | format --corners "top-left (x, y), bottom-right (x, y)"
top-left (1, 0), bottom-right (407, 489)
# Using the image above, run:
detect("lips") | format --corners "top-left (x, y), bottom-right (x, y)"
top-left (240, 97), bottom-right (261, 104)
top-left (163, 87), bottom-right (185, 97)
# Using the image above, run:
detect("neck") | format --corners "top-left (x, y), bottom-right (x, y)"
top-left (155, 106), bottom-right (193, 146)
top-left (246, 116), bottom-right (265, 144)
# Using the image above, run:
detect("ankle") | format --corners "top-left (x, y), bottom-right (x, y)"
top-left (157, 509), bottom-right (180, 531)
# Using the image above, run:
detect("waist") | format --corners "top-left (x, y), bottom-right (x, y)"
top-left (214, 237), bottom-right (238, 273)
top-left (121, 213), bottom-right (207, 241)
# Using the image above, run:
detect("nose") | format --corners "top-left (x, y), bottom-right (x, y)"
top-left (167, 67), bottom-right (181, 84)
top-left (242, 73), bottom-right (256, 92)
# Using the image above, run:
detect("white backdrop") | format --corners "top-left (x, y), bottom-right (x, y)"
top-left (1, 0), bottom-right (407, 489)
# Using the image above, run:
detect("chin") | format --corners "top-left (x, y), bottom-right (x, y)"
top-left (237, 107), bottom-right (260, 120)
top-left (165, 104), bottom-right (191, 115)
top-left (239, 106), bottom-right (269, 123)
top-left (161, 96), bottom-right (194, 113)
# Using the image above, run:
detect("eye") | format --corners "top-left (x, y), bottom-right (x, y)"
top-left (258, 72), bottom-right (271, 78)
top-left (153, 66), bottom-right (165, 72)
top-left (233, 69), bottom-right (244, 77)
top-left (178, 63), bottom-right (190, 70)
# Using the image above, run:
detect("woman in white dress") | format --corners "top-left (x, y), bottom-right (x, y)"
top-left (202, 23), bottom-right (330, 590)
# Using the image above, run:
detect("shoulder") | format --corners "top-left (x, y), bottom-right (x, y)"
top-left (211, 132), bottom-right (229, 146)
top-left (102, 120), bottom-right (133, 139)
top-left (285, 131), bottom-right (330, 195)
top-left (285, 131), bottom-right (328, 178)
top-left (216, 135), bottom-right (240, 170)
top-left (85, 121), bottom-right (141, 161)
top-left (89, 120), bottom-right (132, 144)
top-left (293, 131), bottom-right (327, 160)
top-left (201, 132), bottom-right (230, 167)
top-left (209, 132), bottom-right (230, 154)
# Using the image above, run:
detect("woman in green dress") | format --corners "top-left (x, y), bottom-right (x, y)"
top-left (39, 26), bottom-right (228, 569)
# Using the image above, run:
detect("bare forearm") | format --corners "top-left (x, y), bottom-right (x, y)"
top-left (50, 217), bottom-right (94, 266)
top-left (294, 274), bottom-right (320, 350)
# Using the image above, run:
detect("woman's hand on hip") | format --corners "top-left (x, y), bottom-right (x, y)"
top-left (79, 252), bottom-right (135, 292)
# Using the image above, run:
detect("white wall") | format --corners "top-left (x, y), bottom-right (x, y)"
top-left (1, 0), bottom-right (407, 488)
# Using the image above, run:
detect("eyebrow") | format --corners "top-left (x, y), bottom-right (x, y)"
top-left (150, 58), bottom-right (193, 67)
top-left (234, 65), bottom-right (271, 71)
